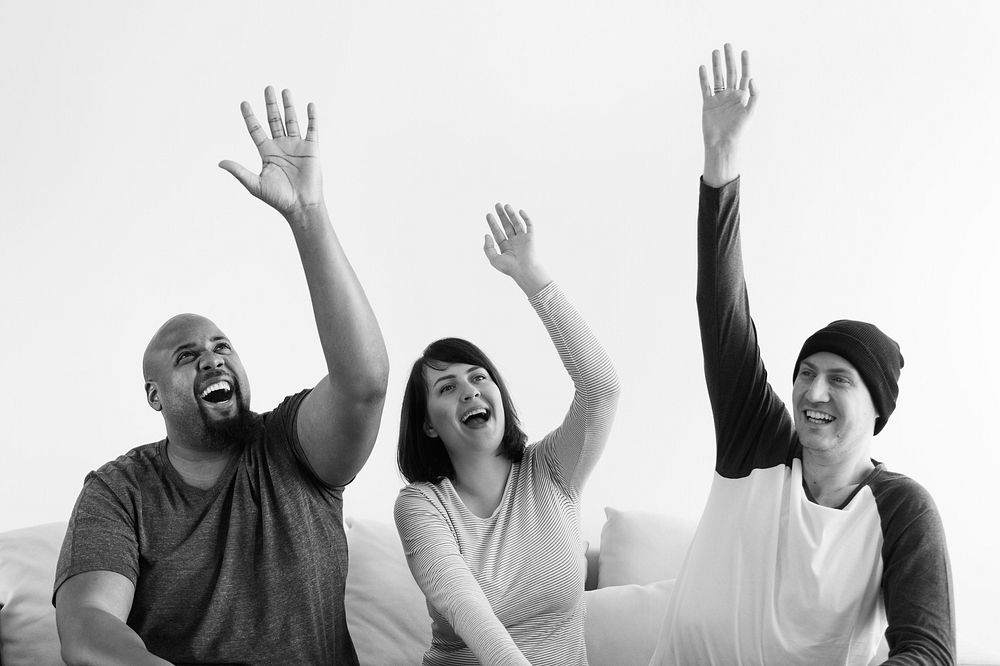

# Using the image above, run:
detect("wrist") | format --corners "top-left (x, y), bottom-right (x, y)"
top-left (513, 265), bottom-right (552, 298)
top-left (283, 201), bottom-right (329, 230)
top-left (702, 145), bottom-right (740, 188)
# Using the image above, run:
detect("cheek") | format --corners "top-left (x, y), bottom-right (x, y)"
top-left (424, 396), bottom-right (450, 427)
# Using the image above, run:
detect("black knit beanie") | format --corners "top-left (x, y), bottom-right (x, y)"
top-left (793, 320), bottom-right (904, 436)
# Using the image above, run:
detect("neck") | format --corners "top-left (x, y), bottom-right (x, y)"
top-left (801, 446), bottom-right (876, 508)
top-left (451, 452), bottom-right (513, 519)
top-left (164, 434), bottom-right (238, 490)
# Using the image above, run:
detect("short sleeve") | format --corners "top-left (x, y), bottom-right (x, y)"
top-left (53, 473), bottom-right (139, 604)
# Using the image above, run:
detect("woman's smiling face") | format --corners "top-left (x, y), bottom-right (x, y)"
top-left (422, 362), bottom-right (506, 459)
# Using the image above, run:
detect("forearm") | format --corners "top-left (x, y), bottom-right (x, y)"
top-left (703, 144), bottom-right (740, 188)
top-left (396, 494), bottom-right (529, 666)
top-left (59, 609), bottom-right (171, 666)
top-left (286, 203), bottom-right (389, 398)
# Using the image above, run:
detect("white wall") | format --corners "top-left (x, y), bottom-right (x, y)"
top-left (2, 0), bottom-right (996, 656)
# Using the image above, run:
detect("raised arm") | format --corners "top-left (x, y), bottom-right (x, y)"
top-left (55, 572), bottom-right (170, 666)
top-left (220, 87), bottom-right (388, 487)
top-left (394, 489), bottom-right (530, 666)
top-left (695, 46), bottom-right (793, 475)
top-left (485, 204), bottom-right (620, 493)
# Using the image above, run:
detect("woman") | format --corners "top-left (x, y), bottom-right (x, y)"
top-left (394, 203), bottom-right (620, 665)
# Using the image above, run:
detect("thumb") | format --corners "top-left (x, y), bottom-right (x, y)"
top-left (483, 235), bottom-right (503, 268)
top-left (218, 160), bottom-right (260, 196)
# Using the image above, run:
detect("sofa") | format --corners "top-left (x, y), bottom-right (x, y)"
top-left (0, 508), bottom-right (899, 665)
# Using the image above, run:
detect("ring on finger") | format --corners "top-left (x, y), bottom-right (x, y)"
top-left (713, 86), bottom-right (726, 93)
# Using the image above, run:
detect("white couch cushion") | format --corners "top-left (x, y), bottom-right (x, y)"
top-left (0, 521), bottom-right (66, 666)
top-left (584, 578), bottom-right (674, 666)
top-left (344, 516), bottom-right (431, 664)
top-left (597, 507), bottom-right (696, 588)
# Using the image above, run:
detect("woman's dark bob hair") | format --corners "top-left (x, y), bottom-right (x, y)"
top-left (397, 337), bottom-right (527, 484)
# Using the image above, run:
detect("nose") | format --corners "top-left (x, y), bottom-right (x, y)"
top-left (805, 376), bottom-right (829, 403)
top-left (199, 351), bottom-right (225, 371)
top-left (461, 384), bottom-right (481, 401)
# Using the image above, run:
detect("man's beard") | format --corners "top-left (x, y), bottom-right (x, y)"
top-left (195, 384), bottom-right (251, 451)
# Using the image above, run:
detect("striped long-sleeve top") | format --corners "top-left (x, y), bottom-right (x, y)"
top-left (394, 281), bottom-right (620, 666)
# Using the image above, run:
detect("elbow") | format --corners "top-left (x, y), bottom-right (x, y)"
top-left (58, 622), bottom-right (95, 666)
top-left (342, 361), bottom-right (390, 406)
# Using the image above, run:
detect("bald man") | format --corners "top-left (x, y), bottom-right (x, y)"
top-left (53, 88), bottom-right (389, 665)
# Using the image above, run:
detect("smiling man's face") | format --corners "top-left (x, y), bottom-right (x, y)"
top-left (142, 314), bottom-right (251, 450)
top-left (792, 351), bottom-right (878, 457)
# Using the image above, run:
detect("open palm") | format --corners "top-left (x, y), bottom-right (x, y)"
top-left (699, 45), bottom-right (758, 149)
top-left (220, 87), bottom-right (323, 215)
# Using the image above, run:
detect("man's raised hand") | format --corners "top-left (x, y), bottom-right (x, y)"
top-left (700, 44), bottom-right (758, 151)
top-left (219, 86), bottom-right (323, 217)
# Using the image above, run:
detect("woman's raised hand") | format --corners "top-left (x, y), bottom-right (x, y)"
top-left (484, 203), bottom-right (551, 297)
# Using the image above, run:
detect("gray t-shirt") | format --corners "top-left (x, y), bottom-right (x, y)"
top-left (54, 390), bottom-right (359, 665)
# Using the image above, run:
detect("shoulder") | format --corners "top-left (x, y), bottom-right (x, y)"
top-left (869, 466), bottom-right (939, 515)
top-left (86, 441), bottom-right (163, 489)
top-left (394, 482), bottom-right (456, 539)
top-left (868, 465), bottom-right (946, 546)
top-left (395, 482), bottom-right (445, 512)
top-left (260, 389), bottom-right (311, 429)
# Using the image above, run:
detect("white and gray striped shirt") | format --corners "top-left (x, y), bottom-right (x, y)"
top-left (395, 282), bottom-right (620, 666)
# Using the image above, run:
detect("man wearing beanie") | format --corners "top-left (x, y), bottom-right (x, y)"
top-left (650, 45), bottom-right (954, 665)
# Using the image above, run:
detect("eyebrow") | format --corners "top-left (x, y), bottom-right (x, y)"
top-left (431, 366), bottom-right (484, 388)
top-left (801, 361), bottom-right (858, 376)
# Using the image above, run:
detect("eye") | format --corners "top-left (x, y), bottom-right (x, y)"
top-left (439, 383), bottom-right (455, 394)
top-left (797, 367), bottom-right (814, 379)
top-left (176, 350), bottom-right (195, 364)
top-left (832, 375), bottom-right (851, 385)
top-left (215, 342), bottom-right (232, 353)
top-left (472, 373), bottom-right (488, 383)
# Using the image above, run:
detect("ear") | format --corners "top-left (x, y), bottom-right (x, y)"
top-left (423, 420), bottom-right (438, 438)
top-left (145, 381), bottom-right (162, 412)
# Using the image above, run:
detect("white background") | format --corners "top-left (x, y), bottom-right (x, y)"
top-left (2, 0), bottom-right (997, 657)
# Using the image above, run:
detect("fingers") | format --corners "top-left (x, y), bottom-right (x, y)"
top-left (494, 203), bottom-right (517, 239)
top-left (503, 204), bottom-right (528, 234)
top-left (738, 50), bottom-right (751, 91)
top-left (239, 102), bottom-right (269, 148)
top-left (305, 103), bottom-right (318, 142)
top-left (218, 160), bottom-right (260, 196)
top-left (264, 86), bottom-right (285, 138)
top-left (518, 209), bottom-right (533, 233)
top-left (746, 79), bottom-right (760, 114)
top-left (711, 49), bottom-right (724, 92)
top-left (724, 43), bottom-right (738, 90)
top-left (486, 212), bottom-right (507, 246)
top-left (282, 89), bottom-right (301, 138)
top-left (699, 65), bottom-right (713, 99)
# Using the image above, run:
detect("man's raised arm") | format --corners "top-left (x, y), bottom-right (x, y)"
top-left (220, 87), bottom-right (389, 487)
top-left (695, 46), bottom-right (793, 474)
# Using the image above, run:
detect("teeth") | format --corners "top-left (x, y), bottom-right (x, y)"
top-left (805, 410), bottom-right (834, 422)
top-left (461, 407), bottom-right (488, 423)
top-left (200, 380), bottom-right (232, 398)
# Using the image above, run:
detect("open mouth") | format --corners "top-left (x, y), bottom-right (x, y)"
top-left (804, 409), bottom-right (835, 425)
top-left (460, 407), bottom-right (490, 426)
top-left (200, 380), bottom-right (234, 404)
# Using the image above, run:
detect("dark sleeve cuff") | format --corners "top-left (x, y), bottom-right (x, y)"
top-left (699, 174), bottom-right (741, 195)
